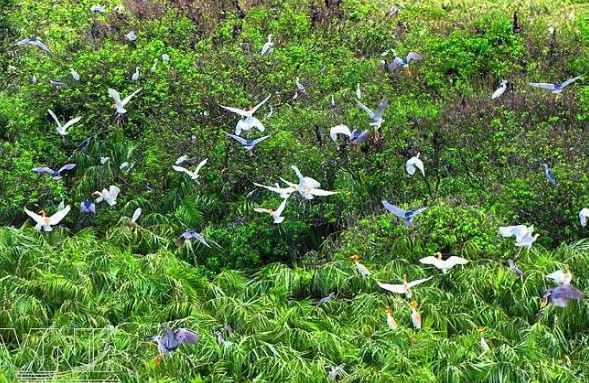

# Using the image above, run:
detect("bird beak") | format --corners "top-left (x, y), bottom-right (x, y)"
top-left (37, 209), bottom-right (46, 217)
top-left (539, 298), bottom-right (548, 309)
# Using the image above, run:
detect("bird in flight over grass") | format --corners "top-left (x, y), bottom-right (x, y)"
top-left (376, 274), bottom-right (432, 299)
top-left (172, 158), bottom-right (208, 180)
top-left (499, 224), bottom-right (539, 250)
top-left (225, 133), bottom-right (271, 150)
top-left (540, 284), bottom-right (584, 308)
top-left (108, 88), bottom-right (141, 114)
top-left (385, 52), bottom-right (423, 75)
top-left (48, 109), bottom-right (81, 137)
top-left (32, 163), bottom-right (76, 180)
top-left (406, 153), bottom-right (425, 176)
top-left (546, 264), bottom-right (572, 286)
top-left (382, 200), bottom-right (427, 226)
top-left (93, 186), bottom-right (121, 206)
top-left (355, 97), bottom-right (388, 140)
top-left (253, 181), bottom-right (296, 199)
top-left (290, 165), bottom-right (338, 200)
top-left (220, 95), bottom-right (271, 135)
top-left (329, 125), bottom-right (370, 144)
top-left (24, 205), bottom-right (71, 231)
top-left (419, 252), bottom-right (468, 274)
top-left (492, 79), bottom-right (508, 99)
top-left (180, 229), bottom-right (210, 247)
top-left (529, 75), bottom-right (582, 96)
top-left (148, 325), bottom-right (199, 366)
top-left (14, 37), bottom-right (51, 53)
top-left (254, 198), bottom-right (287, 224)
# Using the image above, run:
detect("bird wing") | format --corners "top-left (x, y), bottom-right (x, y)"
top-left (351, 129), bottom-right (370, 143)
top-left (194, 158), bottom-right (208, 174)
top-left (254, 182), bottom-right (286, 194)
top-left (121, 88), bottom-right (141, 105)
top-left (58, 163), bottom-right (76, 173)
top-left (382, 200), bottom-right (407, 219)
top-left (529, 82), bottom-right (556, 90)
top-left (389, 57), bottom-right (405, 70)
top-left (251, 135), bottom-right (271, 146)
top-left (445, 256), bottom-right (469, 267)
top-left (303, 176), bottom-right (321, 189)
top-left (48, 205), bottom-right (71, 225)
top-left (32, 39), bottom-right (51, 52)
top-left (254, 208), bottom-right (271, 214)
top-left (546, 270), bottom-right (566, 284)
top-left (24, 208), bottom-right (44, 224)
top-left (373, 97), bottom-right (389, 120)
top-left (172, 165), bottom-right (192, 176)
top-left (274, 198), bottom-right (288, 216)
top-left (311, 188), bottom-right (338, 196)
top-left (579, 208), bottom-right (589, 226)
top-left (32, 167), bottom-right (54, 175)
top-left (250, 95), bottom-right (272, 115)
top-left (330, 125), bottom-right (352, 141)
top-left (291, 165), bottom-right (304, 182)
top-left (61, 116), bottom-right (81, 131)
top-left (407, 276), bottom-right (432, 288)
top-left (412, 207), bottom-right (428, 216)
top-left (419, 256), bottom-right (444, 268)
top-left (355, 98), bottom-right (375, 119)
top-left (175, 329), bottom-right (200, 345)
top-left (47, 109), bottom-right (61, 128)
top-left (498, 225), bottom-right (527, 238)
top-left (226, 133), bottom-right (248, 145)
top-left (14, 38), bottom-right (30, 46)
top-left (492, 85), bottom-right (506, 99)
top-left (554, 285), bottom-right (584, 300)
top-left (376, 281), bottom-right (406, 294)
top-left (109, 185), bottom-right (121, 198)
top-left (406, 52), bottom-right (423, 62)
top-left (108, 88), bottom-right (124, 109)
top-left (561, 75), bottom-right (583, 88)
top-left (220, 105), bottom-right (249, 117)
top-left (131, 208), bottom-right (142, 223)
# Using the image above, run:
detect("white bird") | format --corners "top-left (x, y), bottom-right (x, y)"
top-left (529, 76), bottom-right (582, 94)
top-left (261, 34), bottom-right (273, 55)
top-left (90, 5), bottom-right (105, 13)
top-left (175, 155), bottom-right (190, 165)
top-left (499, 225), bottom-right (539, 249)
top-left (253, 182), bottom-right (296, 199)
top-left (355, 83), bottom-right (362, 99)
top-left (100, 156), bottom-right (110, 164)
top-left (355, 97), bottom-right (388, 131)
top-left (376, 274), bottom-right (432, 299)
top-left (24, 205), bottom-right (71, 232)
top-left (70, 68), bottom-right (80, 81)
top-left (172, 158), bottom-right (208, 180)
top-left (161, 53), bottom-right (170, 62)
top-left (130, 207), bottom-right (142, 224)
top-left (48, 109), bottom-right (81, 137)
top-left (579, 208), bottom-right (589, 227)
top-left (385, 305), bottom-right (398, 330)
top-left (93, 186), bottom-right (121, 206)
top-left (14, 37), bottom-right (51, 53)
top-left (351, 255), bottom-right (370, 277)
top-left (492, 80), bottom-right (508, 99)
top-left (126, 31), bottom-right (137, 42)
top-left (327, 364), bottom-right (346, 381)
top-left (254, 198), bottom-right (287, 224)
top-left (131, 67), bottom-right (139, 81)
top-left (329, 125), bottom-right (370, 144)
top-left (292, 77), bottom-right (306, 100)
top-left (419, 252), bottom-right (468, 274)
top-left (406, 152), bottom-right (425, 176)
top-left (409, 300), bottom-right (421, 329)
top-left (546, 265), bottom-right (572, 285)
top-left (220, 95), bottom-right (271, 135)
top-left (108, 88), bottom-right (142, 114)
top-left (291, 165), bottom-right (338, 200)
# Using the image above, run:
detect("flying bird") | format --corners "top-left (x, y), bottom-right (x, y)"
top-left (254, 198), bottom-right (287, 224)
top-left (253, 182), bottom-right (296, 199)
top-left (32, 163), bottom-right (76, 180)
top-left (180, 229), bottom-right (210, 247)
top-left (546, 265), bottom-right (572, 285)
top-left (376, 274), bottom-right (432, 299)
top-left (93, 186), bottom-right (121, 206)
top-left (329, 125), bottom-right (370, 144)
top-left (148, 325), bottom-right (199, 365)
top-left (406, 153), bottom-right (425, 176)
top-left (24, 205), bottom-right (71, 231)
top-left (419, 252), bottom-right (468, 274)
top-left (579, 208), bottom-right (589, 227)
top-left (14, 37), bottom-right (51, 53)
top-left (291, 165), bottom-right (338, 200)
top-left (385, 52), bottom-right (423, 74)
top-left (382, 200), bottom-right (427, 226)
top-left (48, 109), bottom-right (81, 137)
top-left (492, 80), bottom-right (508, 99)
top-left (350, 255), bottom-right (370, 277)
top-left (355, 97), bottom-right (388, 140)
top-left (108, 88), bottom-right (141, 114)
top-left (261, 34), bottom-right (273, 55)
top-left (541, 285), bottom-right (584, 308)
top-left (529, 76), bottom-right (582, 95)
top-left (220, 95), bottom-right (271, 135)
top-left (499, 225), bottom-right (539, 249)
top-left (225, 133), bottom-right (271, 150)
top-left (172, 158), bottom-right (208, 180)
top-left (80, 199), bottom-right (96, 214)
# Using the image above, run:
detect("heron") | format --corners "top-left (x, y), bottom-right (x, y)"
top-left (225, 133), bottom-right (271, 150)
top-left (254, 198), bottom-right (287, 224)
top-left (492, 80), bottom-right (508, 99)
top-left (148, 325), bottom-right (199, 366)
top-left (376, 274), bottom-right (432, 299)
top-left (172, 158), bottom-right (208, 180)
top-left (32, 164), bottom-right (76, 180)
top-left (48, 109), bottom-right (81, 137)
top-left (220, 95), bottom-right (271, 135)
top-left (108, 88), bottom-right (142, 114)
top-left (382, 200), bottom-right (427, 226)
top-left (406, 153), bottom-right (425, 176)
top-left (24, 205), bottom-right (71, 231)
top-left (419, 252), bottom-right (468, 274)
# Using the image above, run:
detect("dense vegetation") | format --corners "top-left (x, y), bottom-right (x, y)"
top-left (1, 0), bottom-right (589, 382)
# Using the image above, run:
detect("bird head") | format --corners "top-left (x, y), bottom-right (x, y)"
top-left (410, 300), bottom-right (418, 310)
top-left (476, 327), bottom-right (485, 334)
top-left (350, 255), bottom-right (360, 262)
top-left (92, 191), bottom-right (102, 197)
top-left (435, 251), bottom-right (442, 259)
top-left (539, 297), bottom-right (549, 309)
top-left (38, 209), bottom-right (46, 218)
top-left (402, 273), bottom-right (408, 283)
top-left (385, 305), bottom-right (392, 314)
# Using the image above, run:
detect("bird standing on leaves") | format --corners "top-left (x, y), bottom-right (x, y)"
top-left (351, 255), bottom-right (371, 277)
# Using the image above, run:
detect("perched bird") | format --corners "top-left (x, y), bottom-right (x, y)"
top-left (48, 109), bottom-right (81, 137)
top-left (541, 285), bottom-right (584, 308)
top-left (172, 158), bottom-right (208, 180)
top-left (327, 364), bottom-right (346, 381)
top-left (499, 225), bottom-right (539, 249)
top-left (253, 182), bottom-right (296, 199)
top-left (291, 165), bottom-right (338, 200)
top-left (382, 200), bottom-right (427, 226)
top-left (130, 208), bottom-right (142, 225)
top-left (79, 199), bottom-right (96, 214)
top-left (406, 153), bottom-right (425, 176)
top-left (90, 5), bottom-right (105, 13)
top-left (409, 300), bottom-right (421, 329)
top-left (329, 125), bottom-right (370, 144)
top-left (100, 156), bottom-right (110, 165)
top-left (161, 53), bottom-right (170, 62)
top-left (478, 328), bottom-right (491, 354)
top-left (24, 205), bottom-right (71, 231)
top-left (316, 292), bottom-right (336, 306)
top-left (261, 34), bottom-right (273, 55)
top-left (14, 37), bottom-right (51, 53)
top-left (225, 133), bottom-right (271, 150)
top-left (49, 80), bottom-right (68, 88)
top-left (579, 208), bottom-right (589, 227)
top-left (70, 69), bottom-right (80, 81)
top-left (355, 83), bottom-right (362, 99)
top-left (507, 259), bottom-right (524, 279)
top-left (180, 229), bottom-right (210, 247)
top-left (292, 77), bottom-right (306, 100)
top-left (541, 163), bottom-right (557, 186)
top-left (492, 80), bottom-right (508, 99)
top-left (419, 252), bottom-right (468, 274)
top-left (32, 163), bottom-right (76, 180)
top-left (386, 52), bottom-right (423, 74)
top-left (355, 97), bottom-right (388, 133)
top-left (350, 255), bottom-right (371, 277)
top-left (126, 31), bottom-right (138, 42)
top-left (546, 265), bottom-right (572, 285)
top-left (93, 186), bottom-right (121, 206)
top-left (108, 88), bottom-right (142, 114)
top-left (376, 274), bottom-right (432, 299)
top-left (220, 95), bottom-right (271, 135)
top-left (529, 76), bottom-right (582, 95)
top-left (148, 325), bottom-right (199, 365)
top-left (385, 305), bottom-right (398, 330)
top-left (131, 66), bottom-right (139, 81)
top-left (254, 198), bottom-right (287, 224)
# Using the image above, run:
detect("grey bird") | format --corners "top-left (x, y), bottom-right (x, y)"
top-left (14, 37), bottom-right (51, 53)
top-left (32, 164), bottom-right (76, 180)
top-left (541, 163), bottom-right (557, 186)
top-left (384, 52), bottom-right (423, 73)
top-left (541, 285), bottom-right (584, 308)
top-left (529, 76), bottom-right (582, 95)
top-left (507, 259), bottom-right (524, 279)
top-left (180, 229), bottom-right (211, 247)
top-left (316, 292), bottom-right (336, 306)
top-left (382, 200), bottom-right (427, 226)
top-left (148, 325), bottom-right (199, 365)
top-left (225, 133), bottom-right (271, 150)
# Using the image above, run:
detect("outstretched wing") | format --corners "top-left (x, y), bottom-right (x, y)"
top-left (330, 125), bottom-right (352, 141)
top-left (226, 133), bottom-right (248, 145)
top-left (250, 95), bottom-right (272, 115)
top-left (389, 57), bottom-right (405, 71)
top-left (382, 200), bottom-right (407, 219)
top-left (376, 281), bottom-right (406, 294)
top-left (274, 198), bottom-right (288, 216)
top-left (419, 256), bottom-right (443, 268)
top-left (498, 225), bottom-right (528, 238)
top-left (108, 88), bottom-right (124, 111)
top-left (445, 256), bottom-right (469, 267)
top-left (194, 158), bottom-right (208, 174)
top-left (47, 109), bottom-right (61, 128)
top-left (121, 88), bottom-right (142, 105)
top-left (24, 208), bottom-right (44, 224)
top-left (406, 52), bottom-right (423, 62)
top-left (172, 165), bottom-right (192, 176)
top-left (561, 75), bottom-right (583, 88)
top-left (373, 97), bottom-right (389, 120)
top-left (311, 188), bottom-right (338, 197)
top-left (220, 105), bottom-right (249, 117)
top-left (62, 116), bottom-right (81, 131)
top-left (529, 82), bottom-right (556, 90)
top-left (32, 167), bottom-right (54, 175)
top-left (355, 98), bottom-right (375, 119)
top-left (49, 205), bottom-right (71, 225)
top-left (58, 163), bottom-right (76, 173)
top-left (251, 135), bottom-right (271, 146)
top-left (175, 329), bottom-right (200, 345)
top-left (407, 276), bottom-right (432, 288)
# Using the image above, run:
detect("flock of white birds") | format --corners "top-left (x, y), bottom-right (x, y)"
top-left (10, 7), bottom-right (588, 370)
